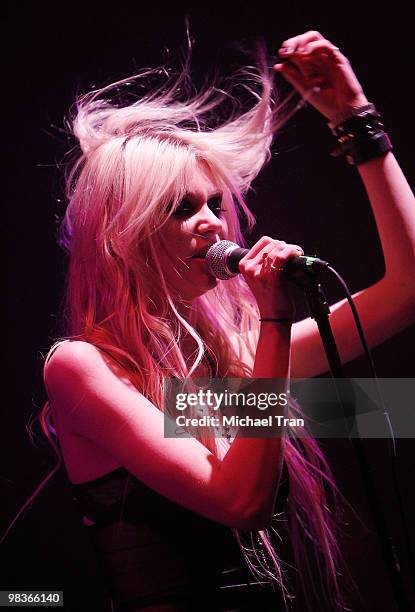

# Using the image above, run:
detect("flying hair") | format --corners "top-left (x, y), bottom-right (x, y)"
top-left (4, 40), bottom-right (347, 611)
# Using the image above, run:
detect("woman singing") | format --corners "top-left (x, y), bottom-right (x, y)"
top-left (38, 30), bottom-right (415, 611)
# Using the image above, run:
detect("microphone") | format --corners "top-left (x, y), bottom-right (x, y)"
top-left (205, 240), bottom-right (329, 280)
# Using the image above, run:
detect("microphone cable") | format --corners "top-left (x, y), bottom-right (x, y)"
top-left (324, 264), bottom-right (415, 588)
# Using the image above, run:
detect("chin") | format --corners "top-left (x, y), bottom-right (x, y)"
top-left (188, 275), bottom-right (218, 299)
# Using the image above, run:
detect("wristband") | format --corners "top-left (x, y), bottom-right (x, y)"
top-left (329, 103), bottom-right (393, 165)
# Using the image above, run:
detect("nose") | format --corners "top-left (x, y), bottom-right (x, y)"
top-left (195, 203), bottom-right (224, 235)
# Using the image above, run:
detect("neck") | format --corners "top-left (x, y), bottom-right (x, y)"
top-left (167, 290), bottom-right (200, 323)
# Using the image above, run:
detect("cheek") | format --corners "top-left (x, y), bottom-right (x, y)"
top-left (157, 228), bottom-right (190, 275)
top-left (158, 223), bottom-right (186, 250)
top-left (165, 228), bottom-right (189, 255)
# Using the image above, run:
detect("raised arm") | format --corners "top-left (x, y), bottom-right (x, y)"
top-left (273, 31), bottom-right (415, 377)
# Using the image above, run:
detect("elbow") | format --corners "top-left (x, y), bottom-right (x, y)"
top-left (408, 289), bottom-right (415, 318)
top-left (397, 277), bottom-right (415, 314)
top-left (394, 284), bottom-right (415, 327)
top-left (224, 489), bottom-right (280, 531)
top-left (369, 277), bottom-right (415, 337)
top-left (230, 507), bottom-right (273, 531)
top-left (249, 508), bottom-right (273, 531)
top-left (385, 276), bottom-right (415, 313)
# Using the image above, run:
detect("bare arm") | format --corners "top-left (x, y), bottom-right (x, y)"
top-left (45, 338), bottom-right (289, 532)
top-left (219, 320), bottom-right (291, 527)
top-left (291, 154), bottom-right (415, 377)
top-left (272, 32), bottom-right (415, 377)
top-left (222, 235), bottom-right (301, 526)
top-left (45, 234), bottom-right (301, 532)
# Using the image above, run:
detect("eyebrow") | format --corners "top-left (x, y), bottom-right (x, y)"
top-left (183, 190), bottom-right (223, 201)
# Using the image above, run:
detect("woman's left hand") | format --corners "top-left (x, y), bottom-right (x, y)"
top-left (273, 30), bottom-right (369, 124)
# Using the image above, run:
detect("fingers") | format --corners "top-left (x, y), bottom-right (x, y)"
top-left (277, 39), bottom-right (345, 70)
top-left (265, 244), bottom-right (304, 271)
top-left (273, 61), bottom-right (310, 96)
top-left (239, 236), bottom-right (282, 263)
top-left (274, 30), bottom-right (347, 75)
top-left (279, 30), bottom-right (325, 54)
top-left (239, 239), bottom-right (301, 317)
top-left (239, 237), bottom-right (304, 275)
top-left (297, 39), bottom-right (342, 62)
top-left (273, 31), bottom-right (368, 122)
top-left (273, 31), bottom-right (344, 82)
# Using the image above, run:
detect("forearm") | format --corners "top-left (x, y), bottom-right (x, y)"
top-left (217, 322), bottom-right (291, 529)
top-left (357, 152), bottom-right (415, 292)
top-left (252, 320), bottom-right (292, 379)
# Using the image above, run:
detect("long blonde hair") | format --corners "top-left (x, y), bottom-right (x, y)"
top-left (7, 48), bottom-right (346, 610)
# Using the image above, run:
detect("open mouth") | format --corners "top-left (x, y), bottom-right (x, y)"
top-left (191, 241), bottom-right (219, 259)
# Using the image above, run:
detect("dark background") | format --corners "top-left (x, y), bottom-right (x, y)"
top-left (4, 2), bottom-right (415, 610)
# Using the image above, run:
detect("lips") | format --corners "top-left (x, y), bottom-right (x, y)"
top-left (191, 247), bottom-right (211, 258)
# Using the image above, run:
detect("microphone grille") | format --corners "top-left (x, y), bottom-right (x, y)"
top-left (206, 240), bottom-right (240, 280)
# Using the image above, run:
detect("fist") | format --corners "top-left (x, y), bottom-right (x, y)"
top-left (239, 236), bottom-right (303, 318)
top-left (273, 30), bottom-right (369, 124)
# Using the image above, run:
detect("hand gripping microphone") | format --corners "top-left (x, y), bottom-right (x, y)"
top-left (205, 240), bottom-right (329, 280)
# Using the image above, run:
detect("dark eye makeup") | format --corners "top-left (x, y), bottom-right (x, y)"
top-left (172, 194), bottom-right (227, 219)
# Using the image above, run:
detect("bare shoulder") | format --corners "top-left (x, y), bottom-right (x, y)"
top-left (42, 337), bottom-right (268, 529)
top-left (44, 339), bottom-right (141, 444)
top-left (44, 339), bottom-right (141, 430)
top-left (45, 340), bottom-right (133, 392)
top-left (42, 339), bottom-right (248, 528)
top-left (45, 339), bottom-right (107, 375)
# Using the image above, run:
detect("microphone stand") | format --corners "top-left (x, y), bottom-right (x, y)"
top-left (288, 266), bottom-right (411, 612)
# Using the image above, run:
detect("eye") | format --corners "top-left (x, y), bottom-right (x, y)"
top-left (171, 195), bottom-right (228, 219)
top-left (171, 197), bottom-right (195, 218)
top-left (208, 195), bottom-right (227, 218)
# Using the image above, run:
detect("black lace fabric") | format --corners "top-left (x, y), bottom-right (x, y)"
top-left (72, 467), bottom-right (289, 611)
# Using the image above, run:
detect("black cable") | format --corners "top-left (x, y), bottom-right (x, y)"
top-left (325, 265), bottom-right (415, 589)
